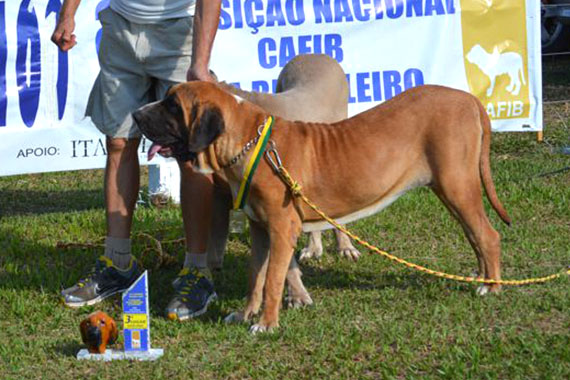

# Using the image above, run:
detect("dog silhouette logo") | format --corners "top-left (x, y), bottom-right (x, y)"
top-left (466, 44), bottom-right (526, 97)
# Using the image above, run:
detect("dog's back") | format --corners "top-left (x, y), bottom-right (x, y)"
top-left (218, 54), bottom-right (348, 123)
top-left (267, 85), bottom-right (509, 227)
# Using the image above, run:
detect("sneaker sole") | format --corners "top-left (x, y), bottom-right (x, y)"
top-left (167, 292), bottom-right (218, 321)
top-left (62, 288), bottom-right (126, 308)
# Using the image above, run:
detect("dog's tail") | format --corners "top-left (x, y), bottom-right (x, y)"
top-left (477, 99), bottom-right (512, 226)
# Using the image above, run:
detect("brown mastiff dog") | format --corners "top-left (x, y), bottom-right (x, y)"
top-left (133, 81), bottom-right (511, 333)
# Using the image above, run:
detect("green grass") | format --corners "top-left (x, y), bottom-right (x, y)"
top-left (1, 63), bottom-right (569, 379)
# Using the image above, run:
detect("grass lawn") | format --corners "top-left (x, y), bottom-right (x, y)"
top-left (1, 58), bottom-right (569, 379)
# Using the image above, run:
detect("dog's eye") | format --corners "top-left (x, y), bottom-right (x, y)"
top-left (99, 320), bottom-right (106, 326)
top-left (163, 95), bottom-right (180, 115)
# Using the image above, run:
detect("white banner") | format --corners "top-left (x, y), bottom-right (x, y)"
top-left (0, 0), bottom-right (542, 177)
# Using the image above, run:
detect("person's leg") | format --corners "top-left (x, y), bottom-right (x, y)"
top-left (61, 137), bottom-right (143, 308)
top-left (165, 160), bottom-right (217, 321)
top-left (179, 160), bottom-right (214, 266)
top-left (103, 137), bottom-right (141, 269)
top-left (62, 8), bottom-right (151, 307)
top-left (147, 14), bottom-right (219, 320)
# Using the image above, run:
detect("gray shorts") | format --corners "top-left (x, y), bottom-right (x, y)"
top-left (86, 8), bottom-right (193, 139)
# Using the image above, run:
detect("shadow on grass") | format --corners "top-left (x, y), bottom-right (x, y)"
top-left (0, 226), bottom-right (101, 293)
top-left (300, 261), bottom-right (472, 295)
top-left (0, 189), bottom-right (103, 217)
top-left (0, 220), bottom-right (473, 327)
top-left (53, 340), bottom-right (84, 358)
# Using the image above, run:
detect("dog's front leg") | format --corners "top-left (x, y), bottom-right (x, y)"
top-left (245, 220), bottom-right (271, 318)
top-left (251, 215), bottom-right (302, 334)
top-left (225, 219), bottom-right (270, 324)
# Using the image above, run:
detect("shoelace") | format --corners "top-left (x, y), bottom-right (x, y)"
top-left (176, 269), bottom-right (205, 302)
top-left (77, 259), bottom-right (107, 288)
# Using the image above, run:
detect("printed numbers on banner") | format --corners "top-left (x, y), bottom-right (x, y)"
top-left (16, 0), bottom-right (42, 128)
top-left (0, 0), bottom-right (72, 128)
top-left (0, 1), bottom-right (7, 127)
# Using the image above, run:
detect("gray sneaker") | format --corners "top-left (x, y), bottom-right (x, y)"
top-left (62, 256), bottom-right (140, 308)
top-left (166, 267), bottom-right (217, 321)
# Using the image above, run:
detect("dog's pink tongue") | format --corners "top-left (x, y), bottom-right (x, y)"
top-left (148, 143), bottom-right (163, 161)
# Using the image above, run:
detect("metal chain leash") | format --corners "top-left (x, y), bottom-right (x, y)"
top-left (221, 121), bottom-right (274, 169)
top-left (221, 136), bottom-right (260, 169)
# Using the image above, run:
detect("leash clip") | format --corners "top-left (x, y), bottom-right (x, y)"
top-left (265, 140), bottom-right (282, 173)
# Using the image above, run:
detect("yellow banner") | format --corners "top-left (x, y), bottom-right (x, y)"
top-left (461, 0), bottom-right (529, 120)
top-left (123, 313), bottom-right (148, 330)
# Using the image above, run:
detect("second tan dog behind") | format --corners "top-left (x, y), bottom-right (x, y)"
top-left (209, 54), bottom-right (361, 269)
top-left (133, 81), bottom-right (511, 334)
top-left (207, 54), bottom-right (360, 309)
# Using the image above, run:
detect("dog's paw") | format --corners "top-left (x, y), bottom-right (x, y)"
top-left (224, 311), bottom-right (245, 324)
top-left (338, 247), bottom-right (361, 261)
top-left (299, 246), bottom-right (323, 261)
top-left (249, 324), bottom-right (267, 334)
top-left (249, 323), bottom-right (277, 335)
top-left (476, 284), bottom-right (501, 296)
top-left (476, 285), bottom-right (490, 296)
top-left (284, 292), bottom-right (313, 309)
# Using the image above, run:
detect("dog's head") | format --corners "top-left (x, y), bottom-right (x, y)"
top-left (79, 311), bottom-right (118, 354)
top-left (466, 44), bottom-right (486, 65)
top-left (132, 82), bottom-right (226, 167)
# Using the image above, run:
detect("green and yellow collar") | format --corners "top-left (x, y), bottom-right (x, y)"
top-left (233, 116), bottom-right (274, 210)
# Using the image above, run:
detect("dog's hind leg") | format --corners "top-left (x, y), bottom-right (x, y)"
top-left (432, 177), bottom-right (502, 294)
top-left (334, 229), bottom-right (361, 261)
top-left (300, 229), bottom-right (360, 262)
top-left (285, 257), bottom-right (313, 308)
top-left (299, 231), bottom-right (324, 261)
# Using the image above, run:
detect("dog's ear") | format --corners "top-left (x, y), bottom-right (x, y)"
top-left (188, 105), bottom-right (225, 152)
top-left (79, 319), bottom-right (89, 345)
top-left (107, 317), bottom-right (118, 345)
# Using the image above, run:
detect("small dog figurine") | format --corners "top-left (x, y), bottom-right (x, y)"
top-left (79, 311), bottom-right (118, 354)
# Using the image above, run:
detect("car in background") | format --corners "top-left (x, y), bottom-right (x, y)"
top-left (542, 0), bottom-right (570, 53)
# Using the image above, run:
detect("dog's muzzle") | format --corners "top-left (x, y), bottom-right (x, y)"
top-left (86, 325), bottom-right (102, 348)
top-left (132, 111), bottom-right (195, 162)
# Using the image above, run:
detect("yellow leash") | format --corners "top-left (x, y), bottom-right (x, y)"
top-left (265, 151), bottom-right (570, 286)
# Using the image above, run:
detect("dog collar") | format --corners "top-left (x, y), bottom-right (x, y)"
top-left (233, 116), bottom-right (274, 210)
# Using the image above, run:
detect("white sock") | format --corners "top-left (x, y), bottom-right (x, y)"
top-left (184, 252), bottom-right (207, 270)
top-left (104, 237), bottom-right (132, 270)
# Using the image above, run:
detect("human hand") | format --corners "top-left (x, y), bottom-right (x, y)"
top-left (51, 16), bottom-right (77, 51)
top-left (186, 65), bottom-right (216, 82)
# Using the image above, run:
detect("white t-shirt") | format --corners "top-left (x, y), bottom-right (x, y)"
top-left (110, 0), bottom-right (196, 23)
